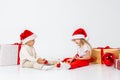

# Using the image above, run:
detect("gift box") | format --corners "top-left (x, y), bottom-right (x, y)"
top-left (114, 59), bottom-right (120, 70)
top-left (119, 54), bottom-right (120, 59)
top-left (0, 44), bottom-right (21, 66)
top-left (119, 48), bottom-right (120, 59)
top-left (91, 46), bottom-right (120, 64)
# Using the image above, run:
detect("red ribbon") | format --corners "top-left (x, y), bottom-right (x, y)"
top-left (97, 46), bottom-right (111, 49)
top-left (13, 43), bottom-right (22, 65)
top-left (97, 46), bottom-right (111, 64)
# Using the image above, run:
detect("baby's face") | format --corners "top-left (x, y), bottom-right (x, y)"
top-left (72, 39), bottom-right (81, 46)
top-left (26, 40), bottom-right (35, 47)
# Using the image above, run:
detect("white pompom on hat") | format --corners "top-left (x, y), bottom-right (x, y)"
top-left (72, 28), bottom-right (88, 40)
top-left (20, 29), bottom-right (37, 44)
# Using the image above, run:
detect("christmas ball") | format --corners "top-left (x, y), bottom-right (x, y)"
top-left (102, 53), bottom-right (115, 66)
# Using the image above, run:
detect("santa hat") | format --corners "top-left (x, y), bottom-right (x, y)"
top-left (72, 28), bottom-right (88, 40)
top-left (20, 29), bottom-right (37, 44)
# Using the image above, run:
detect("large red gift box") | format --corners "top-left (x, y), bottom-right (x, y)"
top-left (0, 43), bottom-right (21, 66)
top-left (91, 46), bottom-right (120, 64)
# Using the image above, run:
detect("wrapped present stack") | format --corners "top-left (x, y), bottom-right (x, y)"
top-left (0, 43), bottom-right (21, 66)
top-left (91, 46), bottom-right (120, 64)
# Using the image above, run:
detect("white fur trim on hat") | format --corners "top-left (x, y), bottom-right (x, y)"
top-left (72, 34), bottom-right (85, 40)
top-left (22, 34), bottom-right (37, 44)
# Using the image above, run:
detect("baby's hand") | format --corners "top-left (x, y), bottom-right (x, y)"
top-left (43, 59), bottom-right (48, 64)
top-left (75, 54), bottom-right (79, 57)
top-left (74, 54), bottom-right (80, 59)
top-left (66, 59), bottom-right (73, 63)
top-left (37, 58), bottom-right (48, 64)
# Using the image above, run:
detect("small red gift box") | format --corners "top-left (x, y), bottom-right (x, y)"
top-left (91, 46), bottom-right (120, 64)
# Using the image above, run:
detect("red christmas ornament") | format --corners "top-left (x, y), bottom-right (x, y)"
top-left (44, 60), bottom-right (48, 64)
top-left (43, 59), bottom-right (48, 64)
top-left (56, 63), bottom-right (61, 68)
top-left (102, 53), bottom-right (115, 66)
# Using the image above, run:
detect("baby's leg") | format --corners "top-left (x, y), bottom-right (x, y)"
top-left (33, 62), bottom-right (44, 70)
top-left (42, 65), bottom-right (55, 70)
top-left (47, 60), bottom-right (58, 65)
top-left (22, 61), bottom-right (44, 69)
top-left (22, 61), bottom-right (34, 68)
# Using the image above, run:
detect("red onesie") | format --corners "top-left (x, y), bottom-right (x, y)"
top-left (63, 44), bottom-right (91, 69)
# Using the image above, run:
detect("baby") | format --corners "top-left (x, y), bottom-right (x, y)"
top-left (20, 29), bottom-right (60, 70)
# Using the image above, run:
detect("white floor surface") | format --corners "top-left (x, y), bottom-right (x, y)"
top-left (0, 64), bottom-right (120, 80)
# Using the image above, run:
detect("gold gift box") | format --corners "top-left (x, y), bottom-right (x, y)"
top-left (119, 53), bottom-right (120, 59)
top-left (91, 48), bottom-right (120, 64)
top-left (119, 48), bottom-right (120, 59)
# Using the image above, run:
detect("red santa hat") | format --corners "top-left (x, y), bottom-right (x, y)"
top-left (20, 29), bottom-right (37, 44)
top-left (72, 28), bottom-right (88, 40)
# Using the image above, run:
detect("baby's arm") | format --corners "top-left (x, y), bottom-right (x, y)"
top-left (32, 48), bottom-right (48, 64)
top-left (35, 52), bottom-right (48, 64)
top-left (75, 50), bottom-right (91, 60)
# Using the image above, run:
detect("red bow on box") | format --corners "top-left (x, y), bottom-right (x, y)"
top-left (97, 46), bottom-right (111, 49)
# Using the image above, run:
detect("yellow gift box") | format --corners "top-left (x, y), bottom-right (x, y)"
top-left (91, 47), bottom-right (120, 64)
top-left (119, 48), bottom-right (120, 59)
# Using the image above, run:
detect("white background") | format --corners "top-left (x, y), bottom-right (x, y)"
top-left (0, 0), bottom-right (120, 59)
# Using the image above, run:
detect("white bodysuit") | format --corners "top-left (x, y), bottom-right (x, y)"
top-left (77, 43), bottom-right (91, 57)
top-left (20, 45), bottom-right (44, 69)
top-left (20, 45), bottom-right (55, 70)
